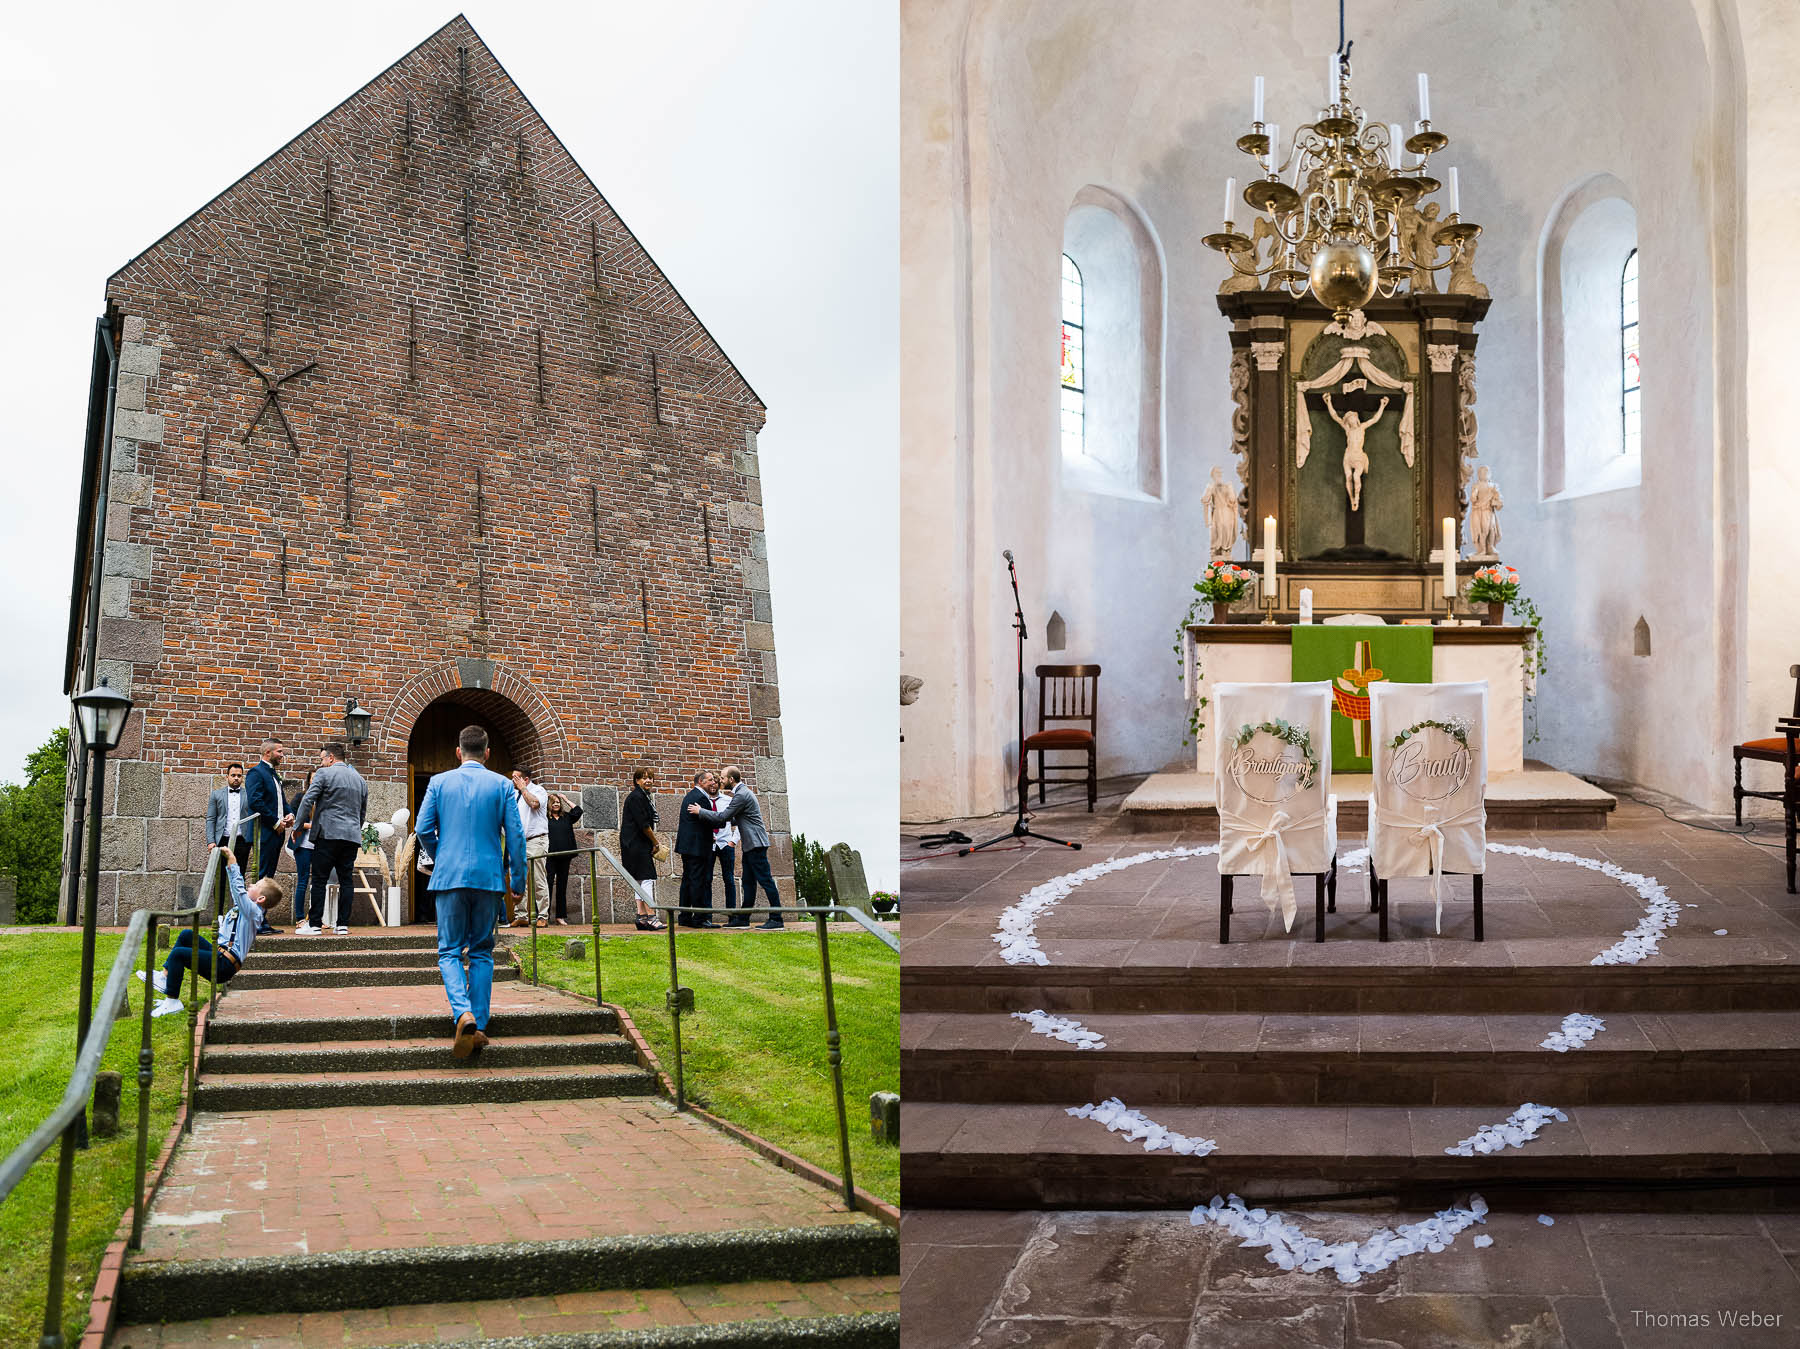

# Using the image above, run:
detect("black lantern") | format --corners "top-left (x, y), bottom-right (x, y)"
top-left (343, 697), bottom-right (373, 745)
top-left (73, 678), bottom-right (133, 753)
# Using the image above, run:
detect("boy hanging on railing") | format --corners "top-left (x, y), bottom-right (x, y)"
top-left (137, 845), bottom-right (282, 1017)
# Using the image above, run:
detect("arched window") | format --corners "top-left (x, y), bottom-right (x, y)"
top-left (1060, 254), bottom-right (1085, 461)
top-left (1620, 248), bottom-right (1639, 457)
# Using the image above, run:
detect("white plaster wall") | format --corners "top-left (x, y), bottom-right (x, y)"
top-left (902, 0), bottom-right (1764, 822)
top-left (1741, 0), bottom-right (1800, 807)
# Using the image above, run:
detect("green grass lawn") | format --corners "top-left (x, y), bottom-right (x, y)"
top-left (0, 931), bottom-right (205, 1346)
top-left (521, 925), bottom-right (900, 1206)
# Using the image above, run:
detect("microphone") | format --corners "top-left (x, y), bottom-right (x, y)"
top-left (1003, 549), bottom-right (1014, 563)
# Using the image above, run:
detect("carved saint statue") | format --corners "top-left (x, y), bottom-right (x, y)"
top-left (1324, 393), bottom-right (1390, 511)
top-left (1408, 201), bottom-right (1442, 294)
top-left (1448, 234), bottom-right (1489, 298)
top-left (1201, 465), bottom-right (1240, 558)
top-left (1468, 465), bottom-right (1504, 558)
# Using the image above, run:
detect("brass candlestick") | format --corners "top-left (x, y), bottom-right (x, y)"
top-left (1262, 594), bottom-right (1279, 626)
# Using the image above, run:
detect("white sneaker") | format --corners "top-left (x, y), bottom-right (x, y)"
top-left (151, 997), bottom-right (186, 1018)
top-left (333, 925), bottom-right (349, 936)
top-left (295, 922), bottom-right (321, 935)
top-left (135, 969), bottom-right (169, 995)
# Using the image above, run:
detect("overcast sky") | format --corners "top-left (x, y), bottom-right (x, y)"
top-left (0, 2), bottom-right (898, 889)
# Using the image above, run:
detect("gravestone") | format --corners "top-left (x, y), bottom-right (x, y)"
top-left (0, 874), bottom-right (14, 924)
top-left (92, 1072), bottom-right (122, 1138)
top-left (870, 1091), bottom-right (900, 1145)
top-left (564, 938), bottom-right (586, 961)
top-left (825, 843), bottom-right (870, 914)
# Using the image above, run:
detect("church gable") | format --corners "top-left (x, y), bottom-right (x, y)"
top-left (106, 14), bottom-right (762, 415)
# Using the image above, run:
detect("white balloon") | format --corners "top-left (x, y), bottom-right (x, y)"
top-left (390, 808), bottom-right (411, 828)
top-left (374, 822), bottom-right (396, 842)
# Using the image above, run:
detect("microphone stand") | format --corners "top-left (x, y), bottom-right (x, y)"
top-left (960, 552), bottom-right (1081, 857)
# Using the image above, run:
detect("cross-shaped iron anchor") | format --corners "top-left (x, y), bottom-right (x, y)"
top-left (228, 344), bottom-right (318, 455)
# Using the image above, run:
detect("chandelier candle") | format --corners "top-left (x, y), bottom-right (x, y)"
top-left (1253, 74), bottom-right (1265, 124)
top-left (1223, 176), bottom-right (1237, 227)
top-left (1449, 166), bottom-right (1461, 215)
top-left (1417, 72), bottom-right (1431, 122)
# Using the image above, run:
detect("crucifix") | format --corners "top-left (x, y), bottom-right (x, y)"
top-left (1305, 382), bottom-right (1391, 550)
top-left (228, 344), bottom-right (317, 455)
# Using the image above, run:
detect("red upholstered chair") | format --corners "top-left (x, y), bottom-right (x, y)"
top-left (1734, 664), bottom-right (1800, 827)
top-left (1023, 665), bottom-right (1100, 811)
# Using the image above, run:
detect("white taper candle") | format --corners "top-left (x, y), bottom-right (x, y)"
top-left (1389, 123), bottom-right (1407, 169)
top-left (1265, 123), bottom-right (1279, 168)
top-left (1328, 52), bottom-right (1339, 104)
top-left (1223, 177), bottom-right (1236, 225)
top-left (1448, 167), bottom-right (1461, 215)
top-left (1264, 516), bottom-right (1278, 602)
top-left (1253, 75), bottom-right (1265, 125)
top-left (1417, 72), bottom-right (1431, 122)
top-left (1443, 517), bottom-right (1456, 605)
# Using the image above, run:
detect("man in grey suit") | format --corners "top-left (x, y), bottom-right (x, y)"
top-left (293, 742), bottom-right (369, 935)
top-left (205, 763), bottom-right (250, 872)
top-left (686, 765), bottom-right (784, 930)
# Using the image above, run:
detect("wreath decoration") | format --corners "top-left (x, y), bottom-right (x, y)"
top-left (1231, 718), bottom-right (1320, 791)
top-left (1388, 717), bottom-right (1473, 752)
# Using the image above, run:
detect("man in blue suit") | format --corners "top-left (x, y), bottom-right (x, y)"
top-left (242, 737), bottom-right (292, 932)
top-left (415, 723), bottom-right (526, 1059)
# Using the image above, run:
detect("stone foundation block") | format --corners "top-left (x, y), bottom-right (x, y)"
top-left (98, 618), bottom-right (165, 665)
top-left (762, 791), bottom-right (790, 832)
top-left (117, 871), bottom-right (178, 920)
top-left (766, 718), bottom-right (783, 758)
top-left (115, 759), bottom-right (163, 816)
top-left (365, 779), bottom-right (407, 825)
top-left (113, 408), bottom-right (164, 443)
top-left (752, 591), bottom-right (773, 623)
top-left (162, 772), bottom-right (213, 819)
top-left (753, 756), bottom-right (787, 794)
top-left (99, 816), bottom-right (146, 871)
top-left (727, 501), bottom-right (763, 532)
top-left (744, 621), bottom-right (775, 652)
top-left (147, 818), bottom-right (189, 872)
top-left (749, 684), bottom-right (780, 718)
top-left (743, 559), bottom-right (770, 592)
top-left (103, 541), bottom-right (153, 580)
top-left (117, 342), bottom-right (161, 378)
top-left (115, 373), bottom-right (147, 412)
top-left (581, 785), bottom-right (620, 830)
top-left (100, 576), bottom-right (134, 618)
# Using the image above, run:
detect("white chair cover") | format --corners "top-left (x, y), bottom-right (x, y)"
top-left (1215, 682), bottom-right (1337, 932)
top-left (1368, 681), bottom-right (1488, 933)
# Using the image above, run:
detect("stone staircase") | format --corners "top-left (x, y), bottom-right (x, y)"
top-left (115, 930), bottom-right (898, 1346)
top-left (902, 958), bottom-right (1800, 1211)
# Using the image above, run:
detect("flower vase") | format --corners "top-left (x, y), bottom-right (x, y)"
top-left (1212, 601), bottom-right (1231, 624)
top-left (1486, 601), bottom-right (1505, 626)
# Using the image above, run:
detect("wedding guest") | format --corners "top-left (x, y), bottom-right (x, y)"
top-left (415, 724), bottom-right (526, 1058)
top-left (674, 770), bottom-right (720, 929)
top-left (293, 742), bottom-right (368, 936)
top-left (508, 768), bottom-right (552, 928)
top-left (205, 763), bottom-right (250, 872)
top-left (545, 791), bottom-right (583, 925)
top-left (243, 737), bottom-right (293, 883)
top-left (708, 772), bottom-right (744, 927)
top-left (139, 846), bottom-right (280, 1016)
top-left (687, 766), bottom-right (784, 929)
top-left (288, 768), bottom-right (317, 921)
top-left (620, 767), bottom-right (665, 931)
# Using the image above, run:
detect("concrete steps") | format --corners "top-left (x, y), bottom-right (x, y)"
top-left (255, 932), bottom-right (440, 953)
top-left (251, 948), bottom-right (444, 970)
top-left (117, 1313), bottom-right (899, 1349)
top-left (205, 1005), bottom-right (619, 1043)
top-left (114, 1226), bottom-right (900, 1340)
top-left (229, 964), bottom-right (520, 990)
top-left (194, 1061), bottom-right (660, 1111)
top-left (203, 1033), bottom-right (640, 1075)
top-left (903, 1010), bottom-right (1800, 1107)
top-left (901, 1099), bottom-right (1800, 1210)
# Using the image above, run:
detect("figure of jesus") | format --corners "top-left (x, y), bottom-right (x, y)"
top-left (1201, 465), bottom-right (1239, 558)
top-left (1324, 393), bottom-right (1389, 511)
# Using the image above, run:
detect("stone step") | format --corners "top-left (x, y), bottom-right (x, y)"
top-left (901, 960), bottom-right (1800, 1015)
top-left (903, 1011), bottom-right (1800, 1107)
top-left (115, 1225), bottom-right (899, 1327)
top-left (255, 932), bottom-right (441, 953)
top-left (203, 1033), bottom-right (639, 1075)
top-left (901, 1100), bottom-right (1800, 1210)
top-left (117, 1311), bottom-right (900, 1348)
top-left (194, 1061), bottom-right (658, 1110)
top-left (206, 1006), bottom-right (619, 1043)
top-left (250, 948), bottom-right (444, 970)
top-left (229, 965), bottom-right (520, 990)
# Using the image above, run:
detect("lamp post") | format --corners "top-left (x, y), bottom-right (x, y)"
top-left (343, 697), bottom-right (372, 747)
top-left (71, 677), bottom-right (133, 1147)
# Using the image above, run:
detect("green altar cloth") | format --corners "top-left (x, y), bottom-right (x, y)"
top-left (1290, 625), bottom-right (1434, 773)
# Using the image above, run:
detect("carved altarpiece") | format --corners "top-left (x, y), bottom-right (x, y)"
top-left (1219, 289), bottom-right (1491, 617)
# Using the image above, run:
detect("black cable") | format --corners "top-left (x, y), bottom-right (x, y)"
top-left (1595, 779), bottom-right (1787, 854)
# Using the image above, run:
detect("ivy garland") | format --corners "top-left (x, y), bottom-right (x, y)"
top-left (1174, 592), bottom-right (1209, 745)
top-left (1513, 592), bottom-right (1547, 746)
top-left (1389, 717), bottom-right (1473, 752)
top-left (1232, 719), bottom-right (1319, 790)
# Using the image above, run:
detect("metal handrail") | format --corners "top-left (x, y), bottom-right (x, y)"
top-left (0, 845), bottom-right (227, 1348)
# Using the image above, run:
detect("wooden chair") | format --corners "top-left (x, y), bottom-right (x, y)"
top-left (1023, 665), bottom-right (1100, 811)
top-left (1214, 682), bottom-right (1338, 943)
top-left (1734, 664), bottom-right (1800, 826)
top-left (1781, 717), bottom-right (1799, 895)
top-left (1367, 682), bottom-right (1488, 942)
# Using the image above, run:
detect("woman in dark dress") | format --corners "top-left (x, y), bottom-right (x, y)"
top-left (545, 792), bottom-right (582, 925)
top-left (620, 767), bottom-right (665, 931)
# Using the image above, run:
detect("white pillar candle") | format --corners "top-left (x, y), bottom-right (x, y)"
top-left (1442, 517), bottom-right (1456, 605)
top-left (1417, 72), bottom-right (1431, 123)
top-left (1448, 166), bottom-right (1461, 215)
top-left (1299, 587), bottom-right (1314, 624)
top-left (1264, 515), bottom-right (1278, 602)
top-left (1253, 75), bottom-right (1265, 125)
top-left (1389, 123), bottom-right (1407, 169)
top-left (1328, 52), bottom-right (1339, 104)
top-left (1223, 176), bottom-right (1237, 225)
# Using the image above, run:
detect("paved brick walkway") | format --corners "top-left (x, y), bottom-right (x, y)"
top-left (115, 1275), bottom-right (901, 1347)
top-left (137, 1098), bottom-right (867, 1264)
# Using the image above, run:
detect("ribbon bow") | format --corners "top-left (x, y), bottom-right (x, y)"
top-left (1219, 799), bottom-right (1329, 932)
top-left (1373, 797), bottom-right (1487, 932)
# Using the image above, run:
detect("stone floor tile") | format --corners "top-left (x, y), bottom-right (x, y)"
top-left (1349, 1294), bottom-right (1564, 1347)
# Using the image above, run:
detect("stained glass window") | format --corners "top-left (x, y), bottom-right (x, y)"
top-left (1060, 253), bottom-right (1085, 459)
top-left (1621, 248), bottom-right (1639, 457)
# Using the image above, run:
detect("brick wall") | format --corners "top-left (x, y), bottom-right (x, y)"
top-left (67, 17), bottom-right (789, 923)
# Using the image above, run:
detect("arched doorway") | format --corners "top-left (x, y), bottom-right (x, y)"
top-left (406, 689), bottom-right (544, 921)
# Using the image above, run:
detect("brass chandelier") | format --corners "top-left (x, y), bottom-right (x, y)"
top-left (1203, 41), bottom-right (1480, 319)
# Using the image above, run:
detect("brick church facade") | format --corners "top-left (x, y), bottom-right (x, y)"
top-left (63, 16), bottom-right (790, 922)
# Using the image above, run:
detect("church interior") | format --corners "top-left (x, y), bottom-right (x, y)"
top-left (899, 1), bottom-right (1800, 1340)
